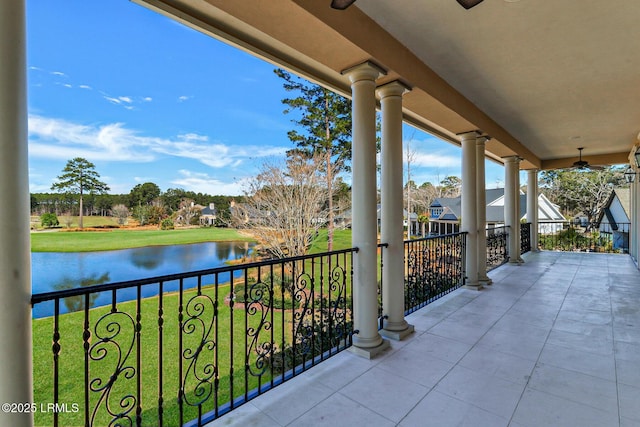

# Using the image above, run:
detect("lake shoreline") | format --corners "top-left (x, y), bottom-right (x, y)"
top-left (31, 226), bottom-right (256, 253)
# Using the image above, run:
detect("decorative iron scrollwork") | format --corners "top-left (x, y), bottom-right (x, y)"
top-left (181, 294), bottom-right (216, 407)
top-left (328, 263), bottom-right (347, 347)
top-left (246, 281), bottom-right (272, 378)
top-left (89, 310), bottom-right (137, 427)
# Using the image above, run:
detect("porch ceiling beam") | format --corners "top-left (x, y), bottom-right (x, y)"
top-left (541, 151), bottom-right (630, 170)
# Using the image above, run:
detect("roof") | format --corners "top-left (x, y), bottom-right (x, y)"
top-left (595, 188), bottom-right (631, 227)
top-left (430, 188), bottom-right (564, 223)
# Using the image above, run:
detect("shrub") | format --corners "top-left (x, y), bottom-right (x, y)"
top-left (40, 213), bottom-right (59, 228)
top-left (160, 218), bottom-right (174, 230)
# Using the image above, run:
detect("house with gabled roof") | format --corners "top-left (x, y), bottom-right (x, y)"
top-left (428, 188), bottom-right (564, 235)
top-left (595, 188), bottom-right (631, 251)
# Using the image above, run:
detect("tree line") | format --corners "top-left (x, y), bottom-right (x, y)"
top-left (32, 179), bottom-right (243, 228)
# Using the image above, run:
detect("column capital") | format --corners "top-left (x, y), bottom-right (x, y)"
top-left (457, 130), bottom-right (482, 141)
top-left (502, 155), bottom-right (522, 164)
top-left (342, 61), bottom-right (386, 84)
top-left (476, 135), bottom-right (490, 146)
top-left (376, 80), bottom-right (411, 98)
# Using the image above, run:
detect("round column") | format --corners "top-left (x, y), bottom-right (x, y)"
top-left (527, 169), bottom-right (539, 252)
top-left (0, 1), bottom-right (33, 426)
top-left (460, 132), bottom-right (481, 289)
top-left (504, 156), bottom-right (521, 263)
top-left (343, 62), bottom-right (389, 357)
top-left (476, 136), bottom-right (491, 285)
top-left (377, 81), bottom-right (414, 340)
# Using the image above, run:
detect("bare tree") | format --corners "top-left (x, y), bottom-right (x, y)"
top-left (175, 199), bottom-right (201, 226)
top-left (239, 154), bottom-right (329, 258)
top-left (404, 136), bottom-right (417, 236)
top-left (111, 204), bottom-right (130, 225)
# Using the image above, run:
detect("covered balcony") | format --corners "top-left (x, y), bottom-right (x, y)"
top-left (2, 1), bottom-right (640, 426)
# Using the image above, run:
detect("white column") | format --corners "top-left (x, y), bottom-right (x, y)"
top-left (343, 62), bottom-right (389, 357)
top-left (504, 156), bottom-right (521, 263)
top-left (460, 131), bottom-right (481, 289)
top-left (515, 166), bottom-right (524, 262)
top-left (476, 136), bottom-right (491, 285)
top-left (632, 168), bottom-right (640, 266)
top-left (527, 169), bottom-right (539, 252)
top-left (0, 1), bottom-right (33, 426)
top-left (377, 81), bottom-right (414, 340)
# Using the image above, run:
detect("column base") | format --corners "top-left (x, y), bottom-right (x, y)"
top-left (380, 323), bottom-right (415, 341)
top-left (463, 282), bottom-right (484, 291)
top-left (349, 339), bottom-right (390, 359)
top-left (478, 275), bottom-right (493, 286)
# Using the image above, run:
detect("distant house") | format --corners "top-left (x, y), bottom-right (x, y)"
top-left (428, 188), bottom-right (565, 235)
top-left (595, 188), bottom-right (631, 251)
top-left (376, 205), bottom-right (419, 236)
top-left (199, 203), bottom-right (217, 226)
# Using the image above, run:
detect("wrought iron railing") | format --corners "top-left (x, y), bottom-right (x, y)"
top-left (520, 222), bottom-right (532, 254)
top-left (486, 226), bottom-right (509, 270)
top-left (377, 242), bottom-right (388, 330)
top-left (538, 221), bottom-right (631, 253)
top-left (31, 249), bottom-right (356, 427)
top-left (403, 232), bottom-right (467, 314)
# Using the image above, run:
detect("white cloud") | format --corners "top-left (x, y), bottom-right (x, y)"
top-left (178, 95), bottom-right (191, 102)
top-left (27, 115), bottom-right (289, 169)
top-left (51, 71), bottom-right (66, 77)
top-left (171, 170), bottom-right (248, 196)
top-left (79, 85), bottom-right (92, 90)
top-left (143, 97), bottom-right (153, 102)
top-left (178, 133), bottom-right (208, 142)
top-left (118, 96), bottom-right (133, 103)
top-left (104, 96), bottom-right (123, 104)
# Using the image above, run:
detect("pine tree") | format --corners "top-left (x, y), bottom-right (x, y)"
top-left (51, 157), bottom-right (109, 229)
top-left (275, 69), bottom-right (352, 251)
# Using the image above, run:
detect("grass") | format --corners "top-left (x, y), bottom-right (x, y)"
top-left (31, 215), bottom-right (120, 230)
top-left (31, 227), bottom-right (255, 252)
top-left (308, 228), bottom-right (353, 253)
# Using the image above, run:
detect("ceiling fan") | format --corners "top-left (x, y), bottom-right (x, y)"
top-left (331, 0), bottom-right (484, 10)
top-left (571, 147), bottom-right (604, 170)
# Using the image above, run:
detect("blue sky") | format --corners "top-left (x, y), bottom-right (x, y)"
top-left (26, 0), bottom-right (506, 196)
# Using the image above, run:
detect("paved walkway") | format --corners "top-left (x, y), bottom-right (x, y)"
top-left (206, 251), bottom-right (640, 427)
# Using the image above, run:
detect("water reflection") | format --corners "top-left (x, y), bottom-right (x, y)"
top-left (53, 272), bottom-right (111, 313)
top-left (31, 241), bottom-right (254, 318)
top-left (130, 246), bottom-right (167, 270)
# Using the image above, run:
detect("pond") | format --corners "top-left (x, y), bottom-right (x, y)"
top-left (31, 241), bottom-right (254, 318)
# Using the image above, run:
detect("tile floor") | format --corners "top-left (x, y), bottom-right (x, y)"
top-left (205, 251), bottom-right (640, 427)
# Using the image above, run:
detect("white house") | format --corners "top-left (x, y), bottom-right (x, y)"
top-left (428, 188), bottom-right (565, 235)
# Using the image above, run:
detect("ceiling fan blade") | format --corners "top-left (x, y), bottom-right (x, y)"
top-left (456, 0), bottom-right (485, 9)
top-left (331, 0), bottom-right (357, 10)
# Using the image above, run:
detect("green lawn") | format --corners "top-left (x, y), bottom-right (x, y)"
top-left (31, 227), bottom-right (255, 252)
top-left (308, 228), bottom-right (353, 253)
